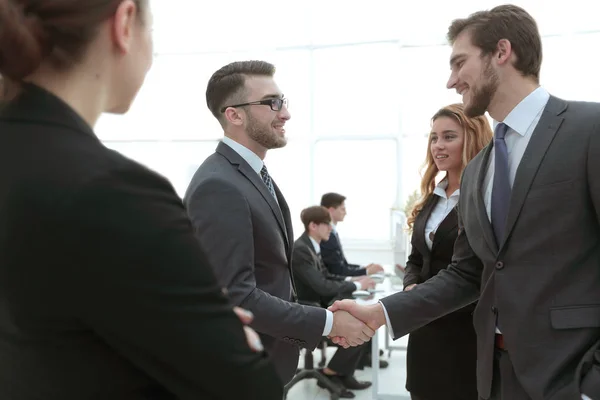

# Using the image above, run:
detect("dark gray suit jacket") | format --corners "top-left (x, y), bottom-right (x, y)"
top-left (381, 96), bottom-right (600, 400)
top-left (184, 141), bottom-right (326, 384)
top-left (292, 232), bottom-right (357, 305)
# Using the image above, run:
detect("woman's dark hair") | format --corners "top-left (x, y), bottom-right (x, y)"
top-left (0, 0), bottom-right (145, 81)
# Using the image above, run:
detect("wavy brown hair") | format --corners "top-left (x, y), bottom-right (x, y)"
top-left (407, 103), bottom-right (492, 230)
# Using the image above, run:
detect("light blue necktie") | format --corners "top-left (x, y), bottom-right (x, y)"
top-left (491, 122), bottom-right (511, 245)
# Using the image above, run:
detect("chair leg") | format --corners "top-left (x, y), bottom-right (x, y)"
top-left (312, 371), bottom-right (342, 398)
top-left (318, 341), bottom-right (327, 368)
top-left (283, 370), bottom-right (311, 398)
top-left (283, 369), bottom-right (342, 399)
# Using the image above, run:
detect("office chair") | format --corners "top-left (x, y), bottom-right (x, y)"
top-left (283, 301), bottom-right (341, 400)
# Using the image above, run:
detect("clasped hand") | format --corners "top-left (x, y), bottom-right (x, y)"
top-left (327, 300), bottom-right (387, 348)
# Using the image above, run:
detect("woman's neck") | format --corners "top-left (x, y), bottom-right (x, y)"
top-left (445, 170), bottom-right (460, 196)
top-left (25, 64), bottom-right (106, 127)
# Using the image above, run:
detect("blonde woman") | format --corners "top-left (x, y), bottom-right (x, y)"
top-left (402, 103), bottom-right (492, 400)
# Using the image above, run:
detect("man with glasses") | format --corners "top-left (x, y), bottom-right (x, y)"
top-left (183, 61), bottom-right (374, 385)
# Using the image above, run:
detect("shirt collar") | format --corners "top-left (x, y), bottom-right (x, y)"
top-left (309, 236), bottom-right (321, 254)
top-left (221, 136), bottom-right (264, 174)
top-left (433, 179), bottom-right (459, 199)
top-left (494, 86), bottom-right (550, 136)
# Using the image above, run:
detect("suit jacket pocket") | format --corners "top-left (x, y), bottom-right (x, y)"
top-left (527, 178), bottom-right (578, 200)
top-left (550, 305), bottom-right (600, 329)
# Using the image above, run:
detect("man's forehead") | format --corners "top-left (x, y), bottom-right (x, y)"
top-left (449, 33), bottom-right (480, 63)
top-left (245, 75), bottom-right (281, 95)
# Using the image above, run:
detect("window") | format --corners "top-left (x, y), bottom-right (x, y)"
top-left (265, 139), bottom-right (313, 237)
top-left (312, 43), bottom-right (401, 137)
top-left (151, 0), bottom-right (311, 53)
top-left (309, 0), bottom-right (400, 46)
top-left (312, 139), bottom-right (398, 241)
top-left (541, 33), bottom-right (600, 102)
top-left (396, 45), bottom-right (461, 202)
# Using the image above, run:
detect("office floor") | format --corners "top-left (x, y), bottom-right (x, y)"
top-left (286, 333), bottom-right (411, 400)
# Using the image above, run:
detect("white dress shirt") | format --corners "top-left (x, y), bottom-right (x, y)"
top-left (425, 180), bottom-right (460, 250)
top-left (221, 137), bottom-right (333, 335)
top-left (482, 87), bottom-right (550, 220)
top-left (222, 136), bottom-right (263, 174)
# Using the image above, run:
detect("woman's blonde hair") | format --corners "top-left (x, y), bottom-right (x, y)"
top-left (407, 103), bottom-right (493, 230)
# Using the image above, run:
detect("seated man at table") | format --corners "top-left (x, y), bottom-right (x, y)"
top-left (292, 206), bottom-right (373, 397)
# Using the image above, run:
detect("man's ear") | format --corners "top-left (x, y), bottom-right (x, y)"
top-left (224, 107), bottom-right (244, 126)
top-left (495, 38), bottom-right (513, 65)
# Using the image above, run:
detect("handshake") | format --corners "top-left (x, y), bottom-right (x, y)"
top-left (326, 300), bottom-right (388, 348)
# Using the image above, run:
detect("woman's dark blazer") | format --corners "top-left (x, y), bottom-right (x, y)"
top-left (403, 194), bottom-right (478, 400)
top-left (0, 84), bottom-right (282, 400)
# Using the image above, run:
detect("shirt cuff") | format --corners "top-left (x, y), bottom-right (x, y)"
top-left (353, 282), bottom-right (362, 290)
top-left (581, 394), bottom-right (592, 400)
top-left (379, 301), bottom-right (395, 339)
top-left (345, 276), bottom-right (352, 281)
top-left (322, 310), bottom-right (334, 336)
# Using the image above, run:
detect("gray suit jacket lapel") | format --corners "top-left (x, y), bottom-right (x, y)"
top-left (501, 96), bottom-right (567, 251)
top-left (413, 195), bottom-right (436, 258)
top-left (216, 142), bottom-right (289, 245)
top-left (473, 142), bottom-right (498, 254)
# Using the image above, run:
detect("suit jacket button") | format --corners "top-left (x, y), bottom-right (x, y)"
top-left (495, 261), bottom-right (504, 270)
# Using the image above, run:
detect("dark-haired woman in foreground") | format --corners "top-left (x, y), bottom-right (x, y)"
top-left (0, 1), bottom-right (281, 399)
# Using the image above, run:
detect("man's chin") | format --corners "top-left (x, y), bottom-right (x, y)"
top-left (266, 138), bottom-right (287, 150)
top-left (464, 101), bottom-right (487, 118)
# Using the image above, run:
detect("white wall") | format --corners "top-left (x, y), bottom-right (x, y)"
top-left (99, 1), bottom-right (600, 253)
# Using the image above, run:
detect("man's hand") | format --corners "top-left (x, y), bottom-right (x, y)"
top-left (328, 310), bottom-right (375, 348)
top-left (366, 263), bottom-right (384, 275)
top-left (354, 276), bottom-right (376, 290)
top-left (404, 284), bottom-right (417, 291)
top-left (233, 307), bottom-right (264, 352)
top-left (327, 300), bottom-right (386, 346)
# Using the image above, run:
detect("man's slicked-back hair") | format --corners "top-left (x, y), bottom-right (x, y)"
top-left (205, 60), bottom-right (275, 123)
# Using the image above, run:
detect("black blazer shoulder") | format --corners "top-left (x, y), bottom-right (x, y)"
top-left (408, 192), bottom-right (459, 282)
top-left (0, 84), bottom-right (282, 399)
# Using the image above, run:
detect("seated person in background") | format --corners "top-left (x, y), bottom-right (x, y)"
top-left (320, 193), bottom-right (384, 277)
top-left (320, 193), bottom-right (389, 369)
top-left (400, 103), bottom-right (492, 400)
top-left (293, 206), bottom-right (373, 398)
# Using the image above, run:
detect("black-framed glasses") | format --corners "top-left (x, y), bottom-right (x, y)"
top-left (220, 98), bottom-right (288, 113)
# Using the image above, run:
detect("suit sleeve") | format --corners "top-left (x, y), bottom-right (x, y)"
top-left (64, 167), bottom-right (282, 400)
top-left (403, 232), bottom-right (425, 288)
top-left (292, 245), bottom-right (356, 299)
top-left (320, 238), bottom-right (366, 276)
top-left (186, 177), bottom-right (326, 350)
top-left (381, 185), bottom-right (482, 339)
